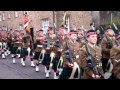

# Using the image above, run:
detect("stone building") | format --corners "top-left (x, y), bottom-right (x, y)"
top-left (0, 11), bottom-right (93, 34)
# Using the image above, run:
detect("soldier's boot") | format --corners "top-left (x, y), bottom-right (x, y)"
top-left (36, 63), bottom-right (39, 72)
top-left (17, 54), bottom-right (20, 58)
top-left (12, 55), bottom-right (16, 64)
top-left (11, 54), bottom-right (14, 58)
top-left (54, 72), bottom-right (57, 79)
top-left (46, 65), bottom-right (51, 74)
top-left (46, 70), bottom-right (50, 78)
top-left (45, 66), bottom-right (47, 73)
top-left (35, 66), bottom-right (39, 72)
top-left (46, 66), bottom-right (50, 78)
top-left (13, 58), bottom-right (16, 64)
top-left (2, 52), bottom-right (5, 59)
top-left (31, 61), bottom-right (35, 67)
top-left (59, 68), bottom-right (63, 75)
top-left (20, 58), bottom-right (23, 64)
top-left (54, 70), bottom-right (59, 79)
top-left (22, 58), bottom-right (25, 67)
top-left (4, 49), bottom-right (8, 56)
top-left (30, 58), bottom-right (35, 67)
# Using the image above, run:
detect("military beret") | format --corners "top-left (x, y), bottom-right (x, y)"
top-left (49, 27), bottom-right (53, 30)
top-left (86, 29), bottom-right (97, 37)
top-left (69, 30), bottom-right (77, 34)
top-left (39, 29), bottom-right (43, 32)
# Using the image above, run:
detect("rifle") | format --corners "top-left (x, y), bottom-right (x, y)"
top-left (46, 32), bottom-right (50, 48)
top-left (112, 23), bottom-right (120, 46)
top-left (100, 26), bottom-right (113, 49)
top-left (54, 23), bottom-right (63, 49)
top-left (82, 28), bottom-right (99, 75)
top-left (65, 39), bottom-right (74, 63)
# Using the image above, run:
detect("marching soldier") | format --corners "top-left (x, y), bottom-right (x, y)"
top-left (20, 30), bottom-right (35, 67)
top-left (0, 32), bottom-right (3, 52)
top-left (77, 29), bottom-right (104, 79)
top-left (101, 28), bottom-right (116, 73)
top-left (109, 33), bottom-right (120, 79)
top-left (51, 27), bottom-right (66, 79)
top-left (41, 27), bottom-right (57, 78)
top-left (12, 30), bottom-right (21, 63)
top-left (6, 31), bottom-right (12, 55)
top-left (59, 30), bottom-right (81, 79)
top-left (1, 30), bottom-right (7, 59)
top-left (33, 29), bottom-right (46, 72)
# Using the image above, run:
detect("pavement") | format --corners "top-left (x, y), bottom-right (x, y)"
top-left (0, 54), bottom-right (54, 79)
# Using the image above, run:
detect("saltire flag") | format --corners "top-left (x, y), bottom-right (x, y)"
top-left (24, 11), bottom-right (30, 33)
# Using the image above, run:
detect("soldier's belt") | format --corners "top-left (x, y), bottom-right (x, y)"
top-left (15, 42), bottom-right (20, 43)
top-left (96, 63), bottom-right (102, 67)
top-left (115, 59), bottom-right (120, 63)
top-left (37, 45), bottom-right (43, 47)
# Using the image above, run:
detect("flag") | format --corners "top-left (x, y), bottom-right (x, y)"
top-left (24, 11), bottom-right (30, 33)
top-left (62, 11), bottom-right (67, 25)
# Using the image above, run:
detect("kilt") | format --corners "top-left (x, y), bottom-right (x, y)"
top-left (20, 48), bottom-right (28, 58)
top-left (11, 47), bottom-right (18, 54)
top-left (10, 44), bottom-right (14, 52)
top-left (16, 49), bottom-right (21, 54)
top-left (7, 42), bottom-right (11, 50)
top-left (41, 53), bottom-right (51, 65)
top-left (52, 57), bottom-right (60, 70)
top-left (33, 44), bottom-right (37, 50)
top-left (59, 67), bottom-right (72, 79)
top-left (33, 52), bottom-right (40, 60)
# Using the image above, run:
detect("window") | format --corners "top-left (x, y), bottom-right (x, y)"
top-left (2, 13), bottom-right (5, 20)
top-left (65, 16), bottom-right (70, 32)
top-left (19, 24), bottom-right (23, 30)
top-left (5, 26), bottom-right (7, 30)
top-left (42, 18), bottom-right (49, 34)
top-left (23, 11), bottom-right (29, 15)
top-left (0, 15), bottom-right (2, 21)
top-left (15, 11), bottom-right (18, 17)
top-left (8, 12), bottom-right (11, 19)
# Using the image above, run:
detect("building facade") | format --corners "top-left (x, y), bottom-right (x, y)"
top-left (0, 11), bottom-right (93, 33)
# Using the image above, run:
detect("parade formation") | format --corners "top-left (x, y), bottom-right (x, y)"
top-left (0, 22), bottom-right (120, 79)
